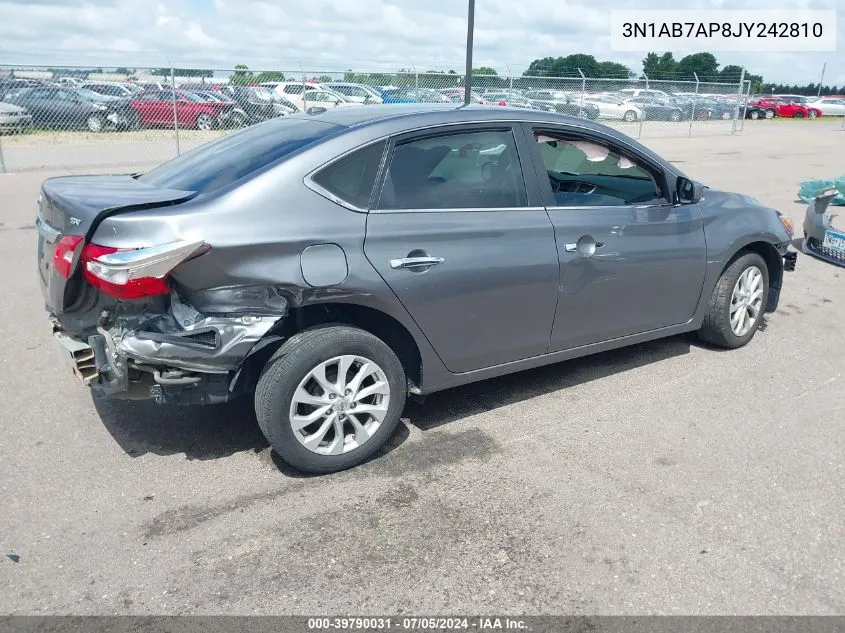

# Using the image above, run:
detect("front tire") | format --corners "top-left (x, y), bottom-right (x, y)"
top-left (86, 114), bottom-right (104, 132)
top-left (764, 108), bottom-right (775, 119)
top-left (670, 110), bottom-right (682, 122)
top-left (792, 111), bottom-right (804, 118)
top-left (809, 110), bottom-right (818, 119)
top-left (749, 110), bottom-right (761, 120)
top-left (255, 326), bottom-right (407, 474)
top-left (623, 110), bottom-right (637, 122)
top-left (698, 252), bottom-right (769, 349)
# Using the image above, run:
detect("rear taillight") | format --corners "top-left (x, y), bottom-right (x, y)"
top-left (53, 235), bottom-right (84, 279)
top-left (80, 240), bottom-right (209, 300)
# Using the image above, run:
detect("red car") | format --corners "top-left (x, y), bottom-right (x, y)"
top-left (748, 97), bottom-right (821, 119)
top-left (129, 89), bottom-right (235, 130)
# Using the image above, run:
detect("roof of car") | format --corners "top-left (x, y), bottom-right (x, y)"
top-left (292, 103), bottom-right (655, 148)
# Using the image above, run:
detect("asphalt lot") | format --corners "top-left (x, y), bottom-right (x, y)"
top-left (1, 122), bottom-right (843, 615)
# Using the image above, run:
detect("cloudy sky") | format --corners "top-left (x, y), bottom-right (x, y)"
top-left (0, 0), bottom-right (840, 85)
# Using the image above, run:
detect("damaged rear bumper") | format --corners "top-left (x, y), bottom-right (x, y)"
top-left (803, 188), bottom-right (845, 267)
top-left (51, 290), bottom-right (286, 405)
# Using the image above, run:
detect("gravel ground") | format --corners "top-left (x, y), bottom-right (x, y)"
top-left (0, 121), bottom-right (842, 615)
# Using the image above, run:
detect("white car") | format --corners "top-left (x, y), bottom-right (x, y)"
top-left (806, 97), bottom-right (845, 116)
top-left (616, 88), bottom-right (669, 101)
top-left (586, 94), bottom-right (645, 121)
top-left (323, 83), bottom-right (383, 104)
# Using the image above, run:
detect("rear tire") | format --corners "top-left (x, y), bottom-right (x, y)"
top-left (623, 110), bottom-right (637, 122)
top-left (670, 110), bottom-right (682, 122)
top-left (764, 108), bottom-right (775, 119)
top-left (255, 325), bottom-right (407, 474)
top-left (749, 110), bottom-right (760, 120)
top-left (720, 111), bottom-right (731, 120)
top-left (195, 113), bottom-right (214, 130)
top-left (809, 110), bottom-right (818, 119)
top-left (698, 252), bottom-right (769, 349)
top-left (793, 111), bottom-right (804, 118)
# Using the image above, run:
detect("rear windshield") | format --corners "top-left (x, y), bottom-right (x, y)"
top-left (138, 117), bottom-right (342, 194)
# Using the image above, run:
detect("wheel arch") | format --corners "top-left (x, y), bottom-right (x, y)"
top-left (721, 240), bottom-right (784, 313)
top-left (233, 302), bottom-right (423, 397)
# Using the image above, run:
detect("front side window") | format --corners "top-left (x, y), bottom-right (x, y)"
top-left (284, 84), bottom-right (304, 95)
top-left (534, 131), bottom-right (663, 207)
top-left (378, 129), bottom-right (528, 210)
top-left (311, 141), bottom-right (386, 209)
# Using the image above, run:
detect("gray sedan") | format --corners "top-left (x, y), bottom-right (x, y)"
top-left (36, 104), bottom-right (797, 473)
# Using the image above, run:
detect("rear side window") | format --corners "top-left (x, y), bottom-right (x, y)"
top-left (311, 141), bottom-right (386, 209)
top-left (138, 117), bottom-right (341, 194)
top-left (378, 129), bottom-right (528, 210)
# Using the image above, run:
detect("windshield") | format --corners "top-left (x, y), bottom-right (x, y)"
top-left (180, 91), bottom-right (206, 103)
top-left (138, 117), bottom-right (342, 194)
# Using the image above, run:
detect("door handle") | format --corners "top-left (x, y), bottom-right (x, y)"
top-left (564, 236), bottom-right (605, 255)
top-left (390, 256), bottom-right (445, 269)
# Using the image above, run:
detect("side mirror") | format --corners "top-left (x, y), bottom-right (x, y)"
top-left (177, 99), bottom-right (188, 105)
top-left (677, 177), bottom-right (704, 204)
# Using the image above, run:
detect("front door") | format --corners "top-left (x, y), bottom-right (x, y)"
top-left (364, 126), bottom-right (560, 374)
top-left (523, 125), bottom-right (708, 351)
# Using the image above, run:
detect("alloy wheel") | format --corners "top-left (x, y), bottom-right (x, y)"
top-left (196, 114), bottom-right (213, 131)
top-left (87, 115), bottom-right (103, 132)
top-left (288, 355), bottom-right (391, 456)
top-left (729, 266), bottom-right (764, 337)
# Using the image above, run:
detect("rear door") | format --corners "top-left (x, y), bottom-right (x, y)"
top-left (363, 124), bottom-right (560, 374)
top-left (522, 124), bottom-right (707, 351)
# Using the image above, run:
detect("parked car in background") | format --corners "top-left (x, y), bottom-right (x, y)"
top-left (773, 94), bottom-right (811, 104)
top-left (80, 82), bottom-right (143, 98)
top-left (263, 81), bottom-right (320, 104)
top-left (438, 89), bottom-right (495, 105)
top-left (743, 104), bottom-right (768, 120)
top-left (805, 97), bottom-right (845, 116)
top-left (129, 89), bottom-right (236, 130)
top-left (616, 88), bottom-right (670, 101)
top-left (0, 78), bottom-right (43, 100)
top-left (380, 88), bottom-right (451, 104)
top-left (190, 90), bottom-right (249, 128)
top-left (55, 77), bottom-right (83, 87)
top-left (323, 83), bottom-right (384, 104)
top-left (583, 94), bottom-right (643, 121)
top-left (36, 104), bottom-right (797, 473)
top-left (218, 85), bottom-right (295, 123)
top-left (690, 97), bottom-right (737, 120)
top-left (480, 91), bottom-right (535, 109)
top-left (748, 97), bottom-right (820, 119)
top-left (626, 96), bottom-right (685, 121)
top-left (6, 86), bottom-right (137, 132)
top-left (0, 101), bottom-right (32, 132)
top-left (523, 90), bottom-right (600, 119)
top-left (299, 88), bottom-right (359, 110)
top-left (665, 96), bottom-right (714, 120)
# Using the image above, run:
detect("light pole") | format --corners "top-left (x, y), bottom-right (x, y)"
top-left (464, 0), bottom-right (475, 105)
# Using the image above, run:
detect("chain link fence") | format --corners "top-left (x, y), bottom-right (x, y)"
top-left (1, 64), bottom-right (843, 172)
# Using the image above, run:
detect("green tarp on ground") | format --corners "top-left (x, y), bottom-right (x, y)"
top-left (798, 176), bottom-right (845, 205)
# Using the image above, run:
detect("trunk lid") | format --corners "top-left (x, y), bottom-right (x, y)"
top-left (36, 175), bottom-right (195, 313)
